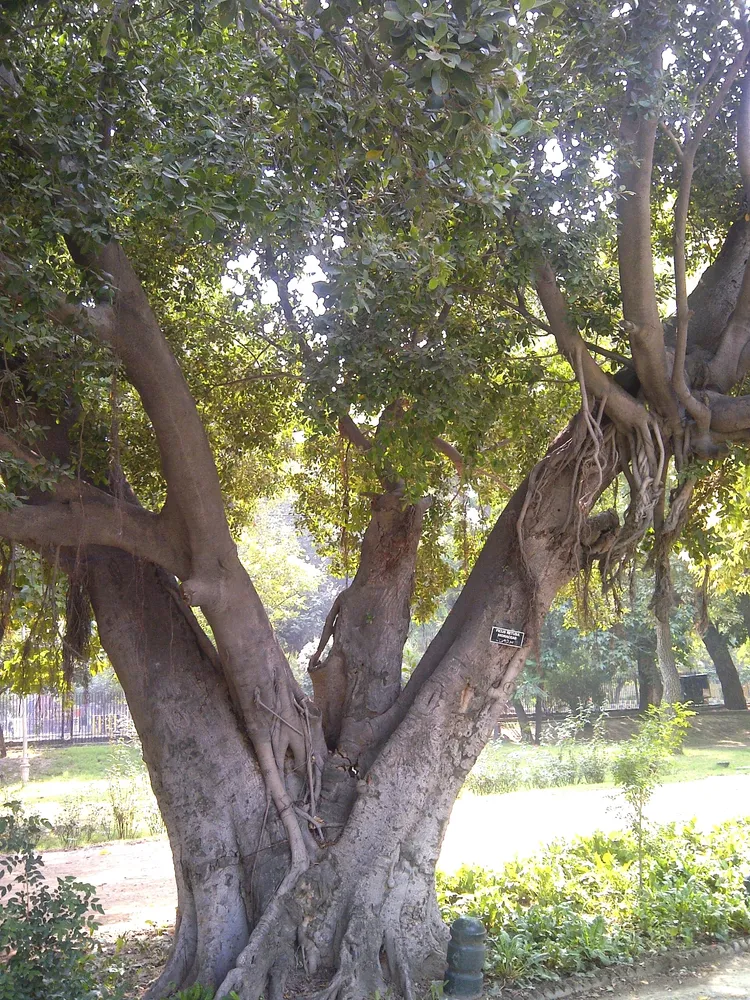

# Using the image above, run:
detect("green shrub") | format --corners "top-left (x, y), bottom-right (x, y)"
top-left (527, 754), bottom-right (577, 788)
top-left (464, 747), bottom-right (524, 795)
top-left (0, 801), bottom-right (119, 1000)
top-left (437, 820), bottom-right (750, 987)
top-left (574, 740), bottom-right (608, 784)
top-left (465, 709), bottom-right (611, 797)
top-left (166, 986), bottom-right (240, 1000)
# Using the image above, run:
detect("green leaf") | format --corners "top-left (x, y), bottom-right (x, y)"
top-left (509, 118), bottom-right (532, 136)
top-left (431, 70), bottom-right (449, 95)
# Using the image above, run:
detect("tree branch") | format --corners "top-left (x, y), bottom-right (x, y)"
top-left (264, 248), bottom-right (313, 362)
top-left (534, 264), bottom-right (649, 433)
top-left (338, 412), bottom-right (373, 452)
top-left (0, 430), bottom-right (189, 574)
top-left (739, 71), bottom-right (750, 206)
top-left (705, 390), bottom-right (750, 432)
top-left (0, 497), bottom-right (185, 574)
top-left (672, 34), bottom-right (750, 425)
top-left (0, 252), bottom-right (115, 340)
top-left (74, 243), bottom-right (239, 583)
top-left (432, 437), bottom-right (464, 475)
top-left (616, 10), bottom-right (677, 421)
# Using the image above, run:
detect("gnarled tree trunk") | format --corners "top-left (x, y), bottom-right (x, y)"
top-left (212, 416), bottom-right (620, 1000)
top-left (86, 547), bottom-right (287, 992)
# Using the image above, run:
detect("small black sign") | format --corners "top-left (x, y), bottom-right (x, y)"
top-left (490, 626), bottom-right (525, 648)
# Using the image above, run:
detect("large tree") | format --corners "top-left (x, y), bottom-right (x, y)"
top-left (3, 2), bottom-right (750, 999)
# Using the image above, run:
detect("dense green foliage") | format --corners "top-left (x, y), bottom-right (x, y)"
top-left (438, 820), bottom-right (750, 986)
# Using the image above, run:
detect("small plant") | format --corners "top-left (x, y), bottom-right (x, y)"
top-left (527, 754), bottom-right (576, 788)
top-left (465, 745), bottom-right (524, 794)
top-left (0, 801), bottom-right (114, 1000)
top-left (55, 795), bottom-right (113, 848)
top-left (166, 986), bottom-right (240, 1000)
top-left (107, 730), bottom-right (158, 840)
top-left (168, 985), bottom-right (216, 1000)
top-left (611, 703), bottom-right (694, 890)
top-left (143, 798), bottom-right (167, 837)
top-left (437, 819), bottom-right (750, 987)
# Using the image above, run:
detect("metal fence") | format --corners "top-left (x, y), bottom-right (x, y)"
top-left (0, 689), bottom-right (133, 744)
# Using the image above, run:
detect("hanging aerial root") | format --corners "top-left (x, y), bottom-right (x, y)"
top-left (516, 390), bottom-right (618, 596)
top-left (599, 414), bottom-right (667, 594)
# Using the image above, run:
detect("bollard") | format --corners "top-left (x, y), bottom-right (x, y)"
top-left (444, 916), bottom-right (486, 998)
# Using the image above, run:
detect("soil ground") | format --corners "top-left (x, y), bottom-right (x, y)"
top-left (600, 709), bottom-right (750, 748)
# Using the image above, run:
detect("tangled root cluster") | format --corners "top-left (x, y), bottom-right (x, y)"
top-left (516, 378), bottom-right (670, 620)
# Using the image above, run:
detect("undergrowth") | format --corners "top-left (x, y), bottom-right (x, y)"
top-left (465, 708), bottom-right (609, 794)
top-left (437, 819), bottom-right (750, 987)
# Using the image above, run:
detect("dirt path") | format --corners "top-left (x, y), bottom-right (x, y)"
top-left (43, 839), bottom-right (176, 934)
top-left (42, 774), bottom-right (750, 934)
top-left (439, 773), bottom-right (750, 872)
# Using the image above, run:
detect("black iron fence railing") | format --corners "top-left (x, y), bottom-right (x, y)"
top-left (0, 690), bottom-right (132, 744)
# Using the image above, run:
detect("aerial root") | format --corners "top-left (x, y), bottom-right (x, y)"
top-left (600, 414), bottom-right (667, 593)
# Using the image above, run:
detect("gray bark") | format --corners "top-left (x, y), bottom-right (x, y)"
top-left (655, 618), bottom-right (683, 705)
top-left (636, 641), bottom-right (663, 709)
top-left (86, 548), bottom-right (283, 992)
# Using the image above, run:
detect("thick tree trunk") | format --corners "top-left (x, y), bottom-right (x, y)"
top-left (212, 417), bottom-right (621, 1000)
top-left (86, 547), bottom-right (284, 993)
top-left (737, 593), bottom-right (750, 644)
top-left (309, 492), bottom-right (427, 759)
top-left (701, 621), bottom-right (747, 710)
top-left (636, 641), bottom-right (663, 709)
top-left (655, 618), bottom-right (683, 704)
top-left (534, 695), bottom-right (544, 744)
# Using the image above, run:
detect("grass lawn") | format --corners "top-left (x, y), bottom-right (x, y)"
top-left (481, 738), bottom-right (750, 787)
top-left (0, 710), bottom-right (747, 838)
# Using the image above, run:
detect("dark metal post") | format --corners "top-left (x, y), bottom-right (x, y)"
top-left (444, 916), bottom-right (486, 998)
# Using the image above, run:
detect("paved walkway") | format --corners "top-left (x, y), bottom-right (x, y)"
top-left (440, 774), bottom-right (750, 872)
top-left (600, 950), bottom-right (750, 1000)
top-left (42, 774), bottom-right (750, 933)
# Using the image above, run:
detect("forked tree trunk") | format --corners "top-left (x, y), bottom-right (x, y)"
top-left (211, 420), bottom-right (620, 1000)
top-left (78, 417), bottom-right (619, 1000)
top-left (701, 621), bottom-right (748, 710)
